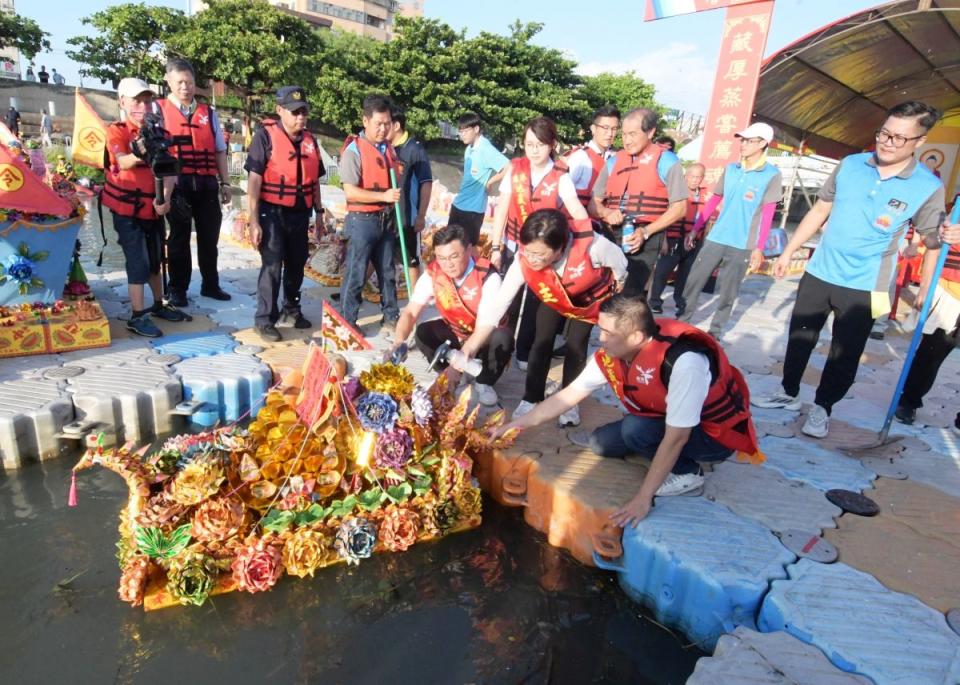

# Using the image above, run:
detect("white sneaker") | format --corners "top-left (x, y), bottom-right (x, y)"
top-left (558, 405), bottom-right (581, 427)
top-left (655, 471), bottom-right (705, 497)
top-left (544, 379), bottom-right (561, 397)
top-left (474, 383), bottom-right (498, 407)
top-left (516, 359), bottom-right (528, 371)
top-left (752, 392), bottom-right (802, 411)
top-left (513, 399), bottom-right (537, 420)
top-left (801, 405), bottom-right (830, 438)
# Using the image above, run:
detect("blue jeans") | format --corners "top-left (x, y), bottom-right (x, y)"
top-left (339, 210), bottom-right (399, 327)
top-left (589, 415), bottom-right (733, 475)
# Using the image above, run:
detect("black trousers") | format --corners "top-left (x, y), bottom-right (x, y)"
top-left (447, 205), bottom-right (485, 247)
top-left (900, 327), bottom-right (957, 409)
top-left (414, 318), bottom-right (514, 386)
top-left (781, 273), bottom-right (874, 413)
top-left (607, 223), bottom-right (660, 299)
top-left (649, 237), bottom-right (700, 310)
top-left (524, 299), bottom-right (593, 403)
top-left (166, 175), bottom-right (223, 293)
top-left (255, 202), bottom-right (309, 327)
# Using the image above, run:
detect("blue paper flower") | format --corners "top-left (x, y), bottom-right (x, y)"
top-left (0, 243), bottom-right (48, 295)
top-left (411, 386), bottom-right (433, 426)
top-left (355, 392), bottom-right (399, 433)
top-left (334, 517), bottom-right (377, 565)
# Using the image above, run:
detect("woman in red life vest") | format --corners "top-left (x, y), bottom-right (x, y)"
top-left (462, 208), bottom-right (627, 428)
top-left (488, 116), bottom-right (590, 370)
top-left (492, 294), bottom-right (760, 526)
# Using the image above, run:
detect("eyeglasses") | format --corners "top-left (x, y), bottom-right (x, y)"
top-left (435, 252), bottom-right (464, 263)
top-left (593, 124), bottom-right (619, 134)
top-left (522, 249), bottom-right (554, 263)
top-left (525, 141), bottom-right (551, 151)
top-left (738, 137), bottom-right (765, 144)
top-left (874, 129), bottom-right (924, 148)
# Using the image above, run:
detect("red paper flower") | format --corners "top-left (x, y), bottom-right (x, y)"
top-left (231, 539), bottom-right (283, 593)
top-left (379, 506), bottom-right (420, 552)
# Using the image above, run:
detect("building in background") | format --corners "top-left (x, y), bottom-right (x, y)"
top-left (0, 0), bottom-right (22, 80)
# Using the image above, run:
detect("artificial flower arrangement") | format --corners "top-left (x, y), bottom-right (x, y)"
top-left (72, 361), bottom-right (517, 609)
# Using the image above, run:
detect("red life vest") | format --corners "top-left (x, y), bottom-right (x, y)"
top-left (943, 244), bottom-right (960, 284)
top-left (666, 185), bottom-right (706, 240)
top-left (427, 258), bottom-right (498, 339)
top-left (594, 319), bottom-right (759, 456)
top-left (505, 157), bottom-right (567, 244)
top-left (562, 144), bottom-right (605, 209)
top-left (340, 134), bottom-right (398, 213)
top-left (156, 99), bottom-right (218, 176)
top-left (602, 145), bottom-right (678, 226)
top-left (261, 120), bottom-right (322, 209)
top-left (519, 218), bottom-right (616, 324)
top-left (102, 121), bottom-right (157, 221)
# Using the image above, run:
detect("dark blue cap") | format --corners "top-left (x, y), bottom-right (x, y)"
top-left (276, 85), bottom-right (308, 111)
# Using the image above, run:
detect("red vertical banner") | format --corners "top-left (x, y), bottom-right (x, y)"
top-left (698, 1), bottom-right (774, 190)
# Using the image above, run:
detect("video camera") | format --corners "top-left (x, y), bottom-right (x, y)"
top-left (131, 112), bottom-right (180, 178)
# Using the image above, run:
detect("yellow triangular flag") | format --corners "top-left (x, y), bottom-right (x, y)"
top-left (70, 89), bottom-right (108, 168)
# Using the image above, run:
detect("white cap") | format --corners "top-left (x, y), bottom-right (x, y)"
top-left (117, 77), bottom-right (154, 99)
top-left (735, 122), bottom-right (774, 144)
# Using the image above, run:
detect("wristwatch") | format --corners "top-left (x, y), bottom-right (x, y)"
top-left (491, 245), bottom-right (502, 252)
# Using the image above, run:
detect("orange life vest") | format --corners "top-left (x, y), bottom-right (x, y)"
top-left (156, 99), bottom-right (218, 176)
top-left (595, 319), bottom-right (759, 455)
top-left (666, 185), bottom-right (706, 240)
top-left (562, 144), bottom-right (606, 209)
top-left (427, 258), bottom-right (498, 339)
top-left (943, 243), bottom-right (960, 284)
top-left (102, 121), bottom-right (157, 221)
top-left (519, 218), bottom-right (616, 324)
top-left (505, 157), bottom-right (567, 244)
top-left (261, 120), bottom-right (322, 209)
top-left (340, 134), bottom-right (398, 213)
top-left (602, 145), bottom-right (677, 226)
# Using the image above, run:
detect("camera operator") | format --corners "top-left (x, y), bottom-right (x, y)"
top-left (102, 78), bottom-right (190, 338)
top-left (156, 58), bottom-right (232, 307)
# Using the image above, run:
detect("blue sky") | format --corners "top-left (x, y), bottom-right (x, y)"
top-left (24, 0), bottom-right (879, 113)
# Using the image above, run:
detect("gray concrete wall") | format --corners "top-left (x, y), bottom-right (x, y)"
top-left (0, 80), bottom-right (118, 137)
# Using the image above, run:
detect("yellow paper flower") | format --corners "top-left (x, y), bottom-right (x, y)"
top-left (170, 461), bottom-right (225, 506)
top-left (192, 496), bottom-right (247, 542)
top-left (360, 363), bottom-right (415, 400)
top-left (282, 528), bottom-right (329, 578)
top-left (454, 484), bottom-right (482, 519)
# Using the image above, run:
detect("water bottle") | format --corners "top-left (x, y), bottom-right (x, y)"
top-left (447, 348), bottom-right (483, 377)
top-left (621, 221), bottom-right (635, 253)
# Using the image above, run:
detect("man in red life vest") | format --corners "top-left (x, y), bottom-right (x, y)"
top-left (563, 105), bottom-right (620, 212)
top-left (244, 85), bottom-right (325, 342)
top-left (103, 77), bottom-right (190, 338)
top-left (157, 58), bottom-right (232, 306)
top-left (590, 108), bottom-right (688, 299)
top-left (387, 224), bottom-right (513, 406)
top-left (338, 93), bottom-right (402, 334)
top-left (492, 294), bottom-right (759, 526)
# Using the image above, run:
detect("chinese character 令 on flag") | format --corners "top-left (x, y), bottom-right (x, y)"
top-left (71, 89), bottom-right (108, 169)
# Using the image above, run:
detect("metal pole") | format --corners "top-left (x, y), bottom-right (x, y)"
top-left (388, 167), bottom-right (413, 296)
top-left (779, 138), bottom-right (804, 230)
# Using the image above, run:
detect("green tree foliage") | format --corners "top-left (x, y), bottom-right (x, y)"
top-left (168, 0), bottom-right (323, 123)
top-left (581, 70), bottom-right (660, 118)
top-left (66, 3), bottom-right (184, 88)
top-left (312, 27), bottom-right (385, 137)
top-left (0, 13), bottom-right (50, 61)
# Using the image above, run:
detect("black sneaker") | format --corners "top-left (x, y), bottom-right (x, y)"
top-left (675, 305), bottom-right (686, 317)
top-left (151, 302), bottom-right (190, 322)
top-left (279, 312), bottom-right (312, 329)
top-left (256, 324), bottom-right (282, 342)
top-left (894, 405), bottom-right (916, 425)
top-left (167, 290), bottom-right (188, 307)
top-left (651, 304), bottom-right (664, 314)
top-left (127, 314), bottom-right (162, 338)
top-left (200, 287), bottom-right (232, 301)
top-left (552, 343), bottom-right (568, 359)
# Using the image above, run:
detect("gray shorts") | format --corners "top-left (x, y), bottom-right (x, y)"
top-left (112, 213), bottom-right (163, 284)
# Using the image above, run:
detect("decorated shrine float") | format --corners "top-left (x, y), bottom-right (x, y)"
top-left (71, 347), bottom-right (518, 610)
top-left (0, 142), bottom-right (109, 357)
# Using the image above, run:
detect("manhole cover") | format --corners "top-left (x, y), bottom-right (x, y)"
top-left (860, 457), bottom-right (909, 480)
top-left (42, 366), bottom-right (85, 380)
top-left (777, 529), bottom-right (838, 563)
top-left (946, 608), bottom-right (960, 637)
top-left (825, 489), bottom-right (880, 516)
top-left (146, 353), bottom-right (182, 366)
top-left (235, 344), bottom-right (264, 355)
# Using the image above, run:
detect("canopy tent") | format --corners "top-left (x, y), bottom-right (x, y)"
top-left (754, 0), bottom-right (960, 196)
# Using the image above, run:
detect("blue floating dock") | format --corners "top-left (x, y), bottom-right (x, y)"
top-left (173, 353), bottom-right (272, 427)
top-left (759, 436), bottom-right (876, 492)
top-left (593, 497), bottom-right (795, 651)
top-left (151, 332), bottom-right (238, 359)
top-left (758, 559), bottom-right (960, 685)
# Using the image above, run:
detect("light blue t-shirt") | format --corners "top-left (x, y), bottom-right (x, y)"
top-left (805, 153), bottom-right (945, 292)
top-left (453, 135), bottom-right (509, 213)
top-left (706, 161), bottom-right (782, 250)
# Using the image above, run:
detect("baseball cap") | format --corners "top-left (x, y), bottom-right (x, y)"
top-left (117, 78), bottom-right (155, 99)
top-left (734, 122), bottom-right (774, 144)
top-left (277, 85), bottom-right (309, 112)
